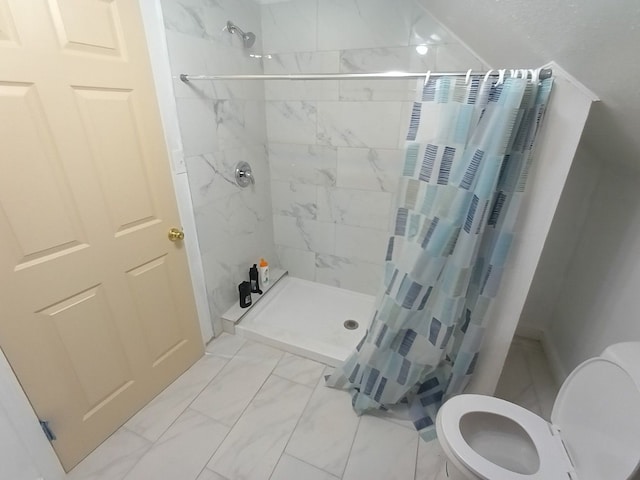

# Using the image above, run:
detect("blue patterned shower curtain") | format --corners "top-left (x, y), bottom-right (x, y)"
top-left (327, 73), bottom-right (553, 439)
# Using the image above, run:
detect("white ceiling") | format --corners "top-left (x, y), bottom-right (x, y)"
top-left (418, 0), bottom-right (640, 169)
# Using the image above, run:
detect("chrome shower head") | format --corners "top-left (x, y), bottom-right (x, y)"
top-left (226, 20), bottom-right (256, 48)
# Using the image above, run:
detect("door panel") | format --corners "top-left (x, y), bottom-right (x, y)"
top-left (48, 0), bottom-right (123, 56)
top-left (0, 0), bottom-right (203, 470)
top-left (40, 285), bottom-right (133, 411)
top-left (0, 1), bottom-right (17, 45)
top-left (126, 255), bottom-right (186, 366)
top-left (73, 87), bottom-right (158, 234)
top-left (0, 82), bottom-right (87, 266)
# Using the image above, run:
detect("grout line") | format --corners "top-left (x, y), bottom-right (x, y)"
top-left (121, 354), bottom-right (230, 435)
top-left (270, 369), bottom-right (325, 389)
top-left (523, 345), bottom-right (558, 421)
top-left (121, 360), bottom-right (236, 478)
top-left (74, 348), bottom-right (236, 479)
top-left (101, 427), bottom-right (153, 480)
top-left (338, 403), bottom-right (363, 480)
top-left (193, 465), bottom-right (230, 480)
top-left (279, 371), bottom-right (326, 461)
top-left (215, 367), bottom-right (311, 480)
top-left (284, 453), bottom-right (342, 480)
top-left (139, 352), bottom-right (234, 443)
top-left (495, 345), bottom-right (533, 401)
top-left (518, 344), bottom-right (544, 417)
top-left (195, 345), bottom-right (286, 476)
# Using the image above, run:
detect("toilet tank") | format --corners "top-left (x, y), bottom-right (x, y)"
top-left (600, 342), bottom-right (640, 388)
top-left (551, 342), bottom-right (640, 480)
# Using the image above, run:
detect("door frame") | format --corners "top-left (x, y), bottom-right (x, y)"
top-left (0, 1), bottom-right (213, 478)
top-left (138, 0), bottom-right (215, 344)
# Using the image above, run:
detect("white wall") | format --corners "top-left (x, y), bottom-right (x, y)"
top-left (262, 0), bottom-right (487, 294)
top-left (468, 68), bottom-right (597, 394)
top-left (543, 163), bottom-right (640, 374)
top-left (0, 403), bottom-right (40, 480)
top-left (416, 0), bottom-right (640, 172)
top-left (416, 0), bottom-right (640, 380)
top-left (519, 145), bottom-right (602, 332)
top-left (0, 348), bottom-right (64, 480)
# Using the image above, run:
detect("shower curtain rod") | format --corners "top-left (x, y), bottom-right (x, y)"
top-left (179, 68), bottom-right (552, 82)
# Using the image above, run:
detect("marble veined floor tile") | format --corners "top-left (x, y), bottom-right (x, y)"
top-left (433, 460), bottom-right (468, 480)
top-left (369, 402), bottom-right (416, 431)
top-left (126, 353), bottom-right (229, 442)
top-left (190, 341), bottom-right (283, 426)
top-left (196, 468), bottom-right (229, 480)
top-left (123, 408), bottom-right (228, 480)
top-left (516, 384), bottom-right (543, 417)
top-left (71, 335), bottom-right (556, 480)
top-left (286, 381), bottom-right (360, 477)
top-left (525, 346), bottom-right (559, 421)
top-left (415, 439), bottom-right (448, 480)
top-left (272, 352), bottom-right (326, 387)
top-left (494, 345), bottom-right (534, 403)
top-left (208, 375), bottom-right (313, 480)
top-left (271, 454), bottom-right (340, 480)
top-left (205, 332), bottom-right (247, 359)
top-left (67, 428), bottom-right (151, 480)
top-left (342, 415), bottom-right (418, 480)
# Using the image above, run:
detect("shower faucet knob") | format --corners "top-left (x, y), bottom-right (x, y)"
top-left (235, 161), bottom-right (255, 187)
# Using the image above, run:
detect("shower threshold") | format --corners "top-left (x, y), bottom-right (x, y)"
top-left (234, 275), bottom-right (375, 366)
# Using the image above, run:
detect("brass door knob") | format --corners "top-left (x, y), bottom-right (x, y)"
top-left (168, 227), bottom-right (185, 242)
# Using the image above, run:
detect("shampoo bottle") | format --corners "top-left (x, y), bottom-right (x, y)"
top-left (249, 264), bottom-right (262, 294)
top-left (259, 258), bottom-right (269, 287)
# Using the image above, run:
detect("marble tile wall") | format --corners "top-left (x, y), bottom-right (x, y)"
top-left (161, 0), bottom-right (278, 326)
top-left (161, 0), bottom-right (487, 313)
top-left (262, 0), bottom-right (487, 294)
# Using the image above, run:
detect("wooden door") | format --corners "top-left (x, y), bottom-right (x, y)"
top-left (0, 0), bottom-right (203, 470)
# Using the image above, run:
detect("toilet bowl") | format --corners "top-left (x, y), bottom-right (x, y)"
top-left (436, 342), bottom-right (640, 479)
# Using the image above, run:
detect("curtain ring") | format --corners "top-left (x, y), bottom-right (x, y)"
top-left (483, 69), bottom-right (495, 83)
top-left (497, 69), bottom-right (506, 85)
top-left (465, 69), bottom-right (473, 85)
top-left (531, 68), bottom-right (541, 83)
top-left (423, 70), bottom-right (431, 88)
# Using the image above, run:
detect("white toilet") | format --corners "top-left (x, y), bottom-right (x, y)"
top-left (436, 342), bottom-right (640, 479)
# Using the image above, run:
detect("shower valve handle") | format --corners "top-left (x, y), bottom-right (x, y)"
top-left (235, 161), bottom-right (255, 187)
top-left (240, 170), bottom-right (255, 184)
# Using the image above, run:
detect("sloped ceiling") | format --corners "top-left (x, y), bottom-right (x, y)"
top-left (420, 0), bottom-right (640, 169)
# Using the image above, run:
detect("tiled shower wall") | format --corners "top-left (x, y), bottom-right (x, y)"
top-left (161, 0), bottom-right (487, 325)
top-left (262, 0), bottom-right (487, 294)
top-left (161, 0), bottom-right (278, 325)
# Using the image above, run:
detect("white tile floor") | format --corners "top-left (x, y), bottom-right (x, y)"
top-left (67, 334), bottom-right (558, 480)
top-left (494, 336), bottom-right (560, 421)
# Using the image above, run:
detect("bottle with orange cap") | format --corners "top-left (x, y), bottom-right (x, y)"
top-left (259, 258), bottom-right (269, 288)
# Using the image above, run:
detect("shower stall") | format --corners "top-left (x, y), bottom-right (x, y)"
top-left (158, 0), bottom-right (486, 362)
top-left (152, 0), bottom-right (594, 383)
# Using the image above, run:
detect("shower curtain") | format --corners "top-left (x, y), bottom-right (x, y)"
top-left (327, 72), bottom-right (553, 440)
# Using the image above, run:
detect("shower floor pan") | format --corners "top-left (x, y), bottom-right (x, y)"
top-left (235, 275), bottom-right (375, 366)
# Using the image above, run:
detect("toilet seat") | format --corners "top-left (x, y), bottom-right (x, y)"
top-left (436, 394), bottom-right (574, 479)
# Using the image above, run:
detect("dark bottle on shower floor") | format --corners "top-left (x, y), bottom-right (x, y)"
top-left (238, 281), bottom-right (252, 308)
top-left (249, 264), bottom-right (263, 294)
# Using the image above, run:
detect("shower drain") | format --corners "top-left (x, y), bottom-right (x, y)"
top-left (343, 319), bottom-right (359, 330)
